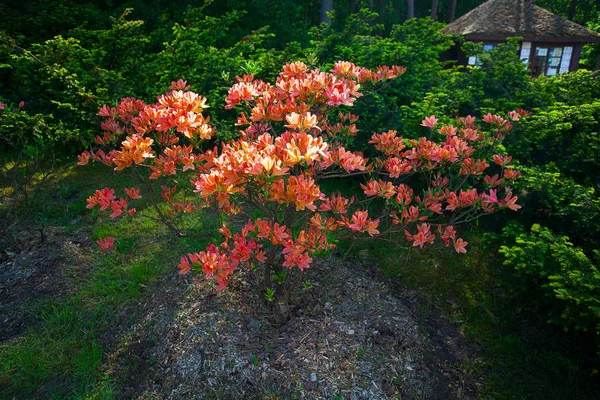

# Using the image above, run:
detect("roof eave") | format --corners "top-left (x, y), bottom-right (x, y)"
top-left (463, 33), bottom-right (600, 43)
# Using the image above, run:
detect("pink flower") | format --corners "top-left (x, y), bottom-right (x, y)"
top-left (454, 238), bottom-right (468, 253)
top-left (421, 115), bottom-right (438, 129)
top-left (493, 154), bottom-right (512, 166)
top-left (18, 101), bottom-right (24, 109)
top-left (501, 192), bottom-right (522, 211)
top-left (482, 189), bottom-right (499, 205)
top-left (169, 79), bottom-right (190, 91)
top-left (97, 237), bottom-right (115, 252)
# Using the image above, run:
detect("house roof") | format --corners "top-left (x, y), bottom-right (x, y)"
top-left (442, 0), bottom-right (600, 43)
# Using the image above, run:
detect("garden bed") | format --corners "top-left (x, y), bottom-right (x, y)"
top-left (103, 258), bottom-right (476, 399)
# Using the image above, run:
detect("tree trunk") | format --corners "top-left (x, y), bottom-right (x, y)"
top-left (431, 0), bottom-right (440, 20)
top-left (320, 0), bottom-right (334, 24)
top-left (406, 0), bottom-right (414, 19)
top-left (448, 0), bottom-right (457, 22)
top-left (568, 0), bottom-right (578, 21)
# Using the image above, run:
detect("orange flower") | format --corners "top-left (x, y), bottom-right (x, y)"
top-left (77, 151), bottom-right (91, 166)
top-left (347, 211), bottom-right (380, 236)
top-left (124, 187), bottom-right (141, 199)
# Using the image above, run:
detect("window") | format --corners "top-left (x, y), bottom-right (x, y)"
top-left (467, 43), bottom-right (498, 66)
top-left (532, 46), bottom-right (573, 76)
top-left (519, 42), bottom-right (532, 65)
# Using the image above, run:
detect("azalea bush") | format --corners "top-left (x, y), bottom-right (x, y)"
top-left (79, 61), bottom-right (524, 310)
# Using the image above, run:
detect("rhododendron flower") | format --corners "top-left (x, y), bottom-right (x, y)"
top-left (86, 188), bottom-right (116, 210)
top-left (77, 151), bottom-right (91, 166)
top-left (405, 223), bottom-right (435, 248)
top-left (421, 115), bottom-right (438, 128)
top-left (504, 169), bottom-right (521, 180)
top-left (438, 125), bottom-right (457, 136)
top-left (482, 189), bottom-right (499, 205)
top-left (331, 61), bottom-right (360, 78)
top-left (441, 226), bottom-right (456, 245)
top-left (507, 110), bottom-right (521, 121)
top-left (384, 157), bottom-right (412, 178)
top-left (309, 214), bottom-right (338, 232)
top-left (271, 223), bottom-right (290, 244)
top-left (109, 198), bottom-right (128, 218)
top-left (281, 61), bottom-right (308, 79)
top-left (269, 174), bottom-right (321, 211)
top-left (454, 238), bottom-right (468, 253)
top-left (347, 211), bottom-right (380, 236)
top-left (97, 237), bottom-right (115, 252)
top-left (169, 79), bottom-right (190, 91)
top-left (124, 187), bottom-right (141, 199)
top-left (282, 243), bottom-right (312, 271)
top-left (501, 192), bottom-right (522, 211)
top-left (484, 174), bottom-right (503, 187)
top-left (178, 255), bottom-right (192, 274)
top-left (284, 112), bottom-right (318, 130)
top-left (517, 108), bottom-right (532, 117)
top-left (361, 180), bottom-right (396, 199)
top-left (319, 192), bottom-right (353, 214)
top-left (493, 154), bottom-right (512, 166)
top-left (369, 130), bottom-right (405, 156)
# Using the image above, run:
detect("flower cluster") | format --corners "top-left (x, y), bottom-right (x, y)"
top-left (81, 61), bottom-right (523, 304)
top-left (365, 112), bottom-right (525, 249)
top-left (78, 83), bottom-right (213, 179)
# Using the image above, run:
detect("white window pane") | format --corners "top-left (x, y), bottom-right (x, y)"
top-left (468, 56), bottom-right (477, 65)
top-left (561, 51), bottom-right (572, 70)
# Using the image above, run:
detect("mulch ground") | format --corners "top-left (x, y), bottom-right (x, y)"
top-left (0, 228), bottom-right (479, 399)
top-left (0, 227), bottom-right (94, 341)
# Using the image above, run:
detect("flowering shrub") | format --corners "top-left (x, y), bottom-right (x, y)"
top-left (79, 61), bottom-right (524, 308)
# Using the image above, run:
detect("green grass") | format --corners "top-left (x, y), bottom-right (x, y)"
top-left (0, 164), bottom-right (218, 399)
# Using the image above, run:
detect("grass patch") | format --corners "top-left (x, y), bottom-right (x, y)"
top-left (0, 165), bottom-right (217, 399)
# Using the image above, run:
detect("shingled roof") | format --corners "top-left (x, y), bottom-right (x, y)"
top-left (443, 0), bottom-right (600, 43)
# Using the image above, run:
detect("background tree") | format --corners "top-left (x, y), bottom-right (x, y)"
top-left (321, 0), bottom-right (334, 23)
top-left (406, 0), bottom-right (414, 18)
